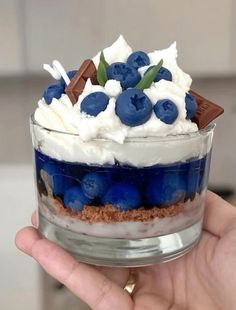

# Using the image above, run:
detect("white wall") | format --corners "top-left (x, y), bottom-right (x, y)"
top-left (0, 0), bottom-right (236, 77)
top-left (0, 165), bottom-right (41, 310)
top-left (0, 0), bottom-right (25, 75)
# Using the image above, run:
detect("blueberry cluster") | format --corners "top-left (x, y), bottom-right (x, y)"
top-left (80, 51), bottom-right (197, 126)
top-left (43, 70), bottom-right (77, 104)
top-left (81, 88), bottom-right (197, 127)
top-left (42, 163), bottom-right (141, 211)
top-left (42, 52), bottom-right (197, 124)
top-left (36, 150), bottom-right (210, 213)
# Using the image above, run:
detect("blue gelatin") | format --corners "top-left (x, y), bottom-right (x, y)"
top-left (40, 162), bottom-right (79, 197)
top-left (34, 150), bottom-right (211, 209)
top-left (185, 158), bottom-right (202, 197)
top-left (199, 152), bottom-right (212, 193)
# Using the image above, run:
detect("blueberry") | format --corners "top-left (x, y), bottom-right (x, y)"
top-left (102, 182), bottom-right (141, 211)
top-left (185, 93), bottom-right (197, 119)
top-left (127, 51), bottom-right (150, 69)
top-left (42, 163), bottom-right (78, 196)
top-left (146, 173), bottom-right (186, 206)
top-left (145, 66), bottom-right (172, 82)
top-left (107, 62), bottom-right (141, 89)
top-left (115, 89), bottom-right (152, 127)
top-left (64, 186), bottom-right (91, 211)
top-left (154, 99), bottom-right (178, 124)
top-left (80, 92), bottom-right (109, 116)
top-left (43, 84), bottom-right (64, 104)
top-left (81, 172), bottom-right (108, 199)
top-left (59, 70), bottom-right (77, 88)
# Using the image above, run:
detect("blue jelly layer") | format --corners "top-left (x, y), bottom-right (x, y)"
top-left (34, 149), bottom-right (211, 210)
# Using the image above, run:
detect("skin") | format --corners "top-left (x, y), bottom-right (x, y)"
top-left (15, 191), bottom-right (236, 310)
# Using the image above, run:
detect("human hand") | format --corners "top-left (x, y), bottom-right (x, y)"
top-left (15, 191), bottom-right (236, 310)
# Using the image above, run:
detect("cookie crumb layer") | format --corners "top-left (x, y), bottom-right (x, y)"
top-left (52, 197), bottom-right (184, 223)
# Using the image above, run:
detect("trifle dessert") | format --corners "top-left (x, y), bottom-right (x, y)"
top-left (31, 35), bottom-right (223, 266)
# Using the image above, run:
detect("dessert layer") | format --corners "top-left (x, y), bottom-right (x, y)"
top-left (52, 198), bottom-right (184, 223)
top-left (35, 150), bottom-right (211, 209)
top-left (35, 80), bottom-right (197, 144)
top-left (31, 123), bottom-right (212, 167)
top-left (39, 193), bottom-right (204, 238)
top-left (35, 36), bottom-right (195, 143)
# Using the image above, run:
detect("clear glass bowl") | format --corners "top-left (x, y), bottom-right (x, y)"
top-left (30, 115), bottom-right (215, 266)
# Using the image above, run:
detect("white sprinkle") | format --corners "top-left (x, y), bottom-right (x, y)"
top-left (43, 60), bottom-right (70, 85)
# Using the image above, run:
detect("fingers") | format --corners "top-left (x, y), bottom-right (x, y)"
top-left (21, 214), bottom-right (130, 288)
top-left (15, 227), bottom-right (132, 310)
top-left (15, 226), bottom-right (41, 253)
top-left (31, 211), bottom-right (37, 227)
top-left (133, 293), bottom-right (172, 310)
top-left (95, 266), bottom-right (130, 289)
top-left (203, 191), bottom-right (236, 237)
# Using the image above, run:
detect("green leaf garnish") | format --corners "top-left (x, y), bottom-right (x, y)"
top-left (135, 59), bottom-right (163, 90)
top-left (97, 51), bottom-right (109, 86)
top-left (100, 51), bottom-right (109, 67)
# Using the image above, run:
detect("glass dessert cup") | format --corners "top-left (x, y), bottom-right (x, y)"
top-left (30, 116), bottom-right (215, 267)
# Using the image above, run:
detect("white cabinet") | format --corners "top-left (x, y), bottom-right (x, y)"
top-left (102, 0), bottom-right (234, 76)
top-left (0, 0), bottom-right (235, 76)
top-left (23, 0), bottom-right (106, 73)
top-left (0, 165), bottom-right (40, 310)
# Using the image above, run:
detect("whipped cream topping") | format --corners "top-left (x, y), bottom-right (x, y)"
top-left (92, 35), bottom-right (132, 68)
top-left (35, 78), bottom-right (197, 144)
top-left (93, 36), bottom-right (192, 92)
top-left (32, 35), bottom-right (205, 166)
top-left (140, 42), bottom-right (191, 92)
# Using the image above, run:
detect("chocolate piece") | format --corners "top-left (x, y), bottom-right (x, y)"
top-left (66, 78), bottom-right (86, 104)
top-left (190, 90), bottom-right (224, 129)
top-left (65, 59), bottom-right (97, 104)
top-left (52, 197), bottom-right (184, 223)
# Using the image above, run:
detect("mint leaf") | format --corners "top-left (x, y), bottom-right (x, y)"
top-left (97, 52), bottom-right (109, 86)
top-left (135, 59), bottom-right (163, 90)
top-left (100, 51), bottom-right (109, 67)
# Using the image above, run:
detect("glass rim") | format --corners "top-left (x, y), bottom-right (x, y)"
top-left (30, 113), bottom-right (215, 143)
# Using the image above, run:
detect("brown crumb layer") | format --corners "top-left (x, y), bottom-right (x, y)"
top-left (52, 197), bottom-right (184, 223)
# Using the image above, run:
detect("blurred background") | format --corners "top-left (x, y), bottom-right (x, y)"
top-left (1, 0), bottom-right (236, 309)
